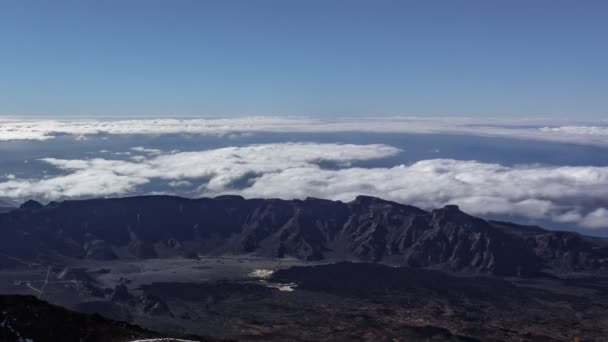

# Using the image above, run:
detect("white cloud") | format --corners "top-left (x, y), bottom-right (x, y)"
top-left (540, 126), bottom-right (608, 136)
top-left (0, 169), bottom-right (149, 199)
top-left (0, 117), bottom-right (325, 141)
top-left (131, 146), bottom-right (163, 155)
top-left (0, 142), bottom-right (400, 199)
top-left (239, 160), bottom-right (608, 227)
top-left (2, 117), bottom-right (608, 146)
top-left (581, 208), bottom-right (608, 229)
top-left (1, 142), bottom-right (608, 230)
top-left (168, 180), bottom-right (193, 188)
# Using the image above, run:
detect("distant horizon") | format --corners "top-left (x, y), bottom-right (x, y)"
top-left (1, 113), bottom-right (606, 121)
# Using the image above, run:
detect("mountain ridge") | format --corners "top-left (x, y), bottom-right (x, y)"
top-left (1, 195), bottom-right (606, 276)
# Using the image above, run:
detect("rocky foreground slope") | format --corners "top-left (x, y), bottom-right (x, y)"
top-left (1, 195), bottom-right (607, 276)
top-left (0, 295), bottom-right (218, 342)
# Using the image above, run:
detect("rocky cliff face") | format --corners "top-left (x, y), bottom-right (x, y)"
top-left (1, 195), bottom-right (607, 276)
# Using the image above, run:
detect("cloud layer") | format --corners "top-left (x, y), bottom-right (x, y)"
top-left (2, 117), bottom-right (608, 146)
top-left (1, 142), bottom-right (608, 230)
top-left (0, 143), bottom-right (400, 198)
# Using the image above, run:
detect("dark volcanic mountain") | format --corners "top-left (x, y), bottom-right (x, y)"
top-left (1, 195), bottom-right (607, 276)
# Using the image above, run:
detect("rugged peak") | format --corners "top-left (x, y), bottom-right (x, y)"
top-left (432, 204), bottom-right (469, 220)
top-left (442, 204), bottom-right (460, 211)
top-left (304, 197), bottom-right (331, 202)
top-left (351, 195), bottom-right (398, 206)
top-left (430, 204), bottom-right (491, 230)
top-left (213, 195), bottom-right (245, 201)
top-left (19, 199), bottom-right (43, 210)
top-left (353, 195), bottom-right (379, 202)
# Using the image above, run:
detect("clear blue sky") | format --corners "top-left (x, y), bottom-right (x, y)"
top-left (0, 0), bottom-right (607, 118)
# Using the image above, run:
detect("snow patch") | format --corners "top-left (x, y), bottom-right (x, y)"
top-left (249, 269), bottom-right (274, 279)
top-left (130, 339), bottom-right (199, 342)
top-left (264, 283), bottom-right (298, 292)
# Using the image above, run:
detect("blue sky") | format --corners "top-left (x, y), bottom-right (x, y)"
top-left (0, 0), bottom-right (607, 117)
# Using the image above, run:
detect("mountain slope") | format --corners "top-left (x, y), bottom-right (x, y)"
top-left (0, 195), bottom-right (606, 276)
top-left (0, 295), bottom-right (218, 342)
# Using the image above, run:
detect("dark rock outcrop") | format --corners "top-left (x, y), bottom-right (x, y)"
top-left (0, 295), bottom-right (217, 342)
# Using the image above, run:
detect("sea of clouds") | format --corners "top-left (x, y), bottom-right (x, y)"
top-left (1, 142), bottom-right (607, 229)
top-left (1, 117), bottom-right (608, 146)
top-left (2, 116), bottom-right (608, 230)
